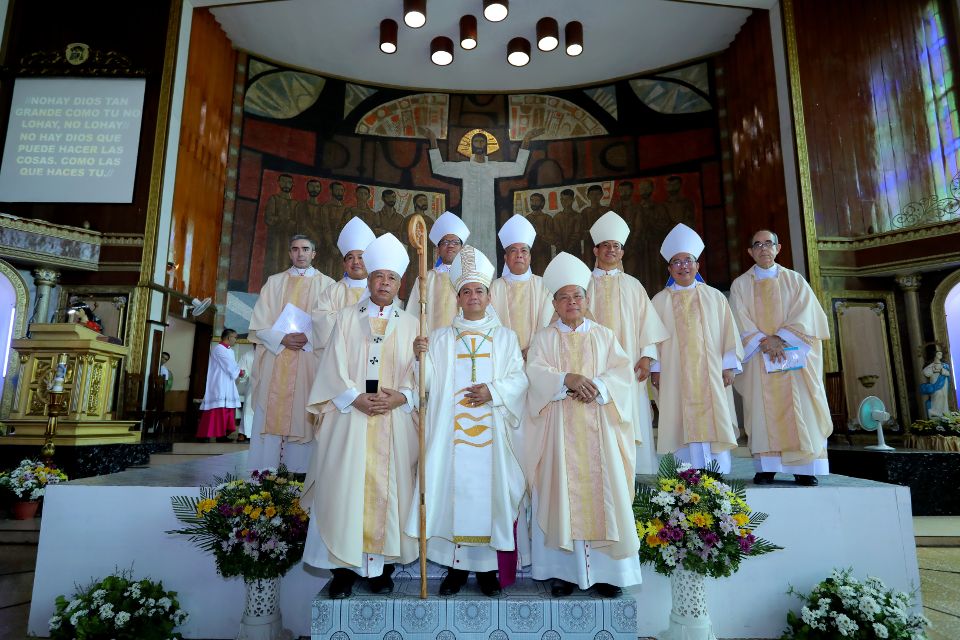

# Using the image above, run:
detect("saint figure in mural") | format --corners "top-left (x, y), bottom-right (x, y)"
top-left (552, 188), bottom-right (582, 261)
top-left (420, 126), bottom-right (544, 260)
top-left (349, 185), bottom-right (378, 229)
top-left (524, 192), bottom-right (556, 275)
top-left (613, 181), bottom-right (640, 277)
top-left (375, 189), bottom-right (403, 236)
top-left (264, 173), bottom-right (297, 276)
top-left (578, 184), bottom-right (607, 264)
top-left (321, 182), bottom-right (349, 278)
top-left (296, 178), bottom-right (324, 245)
top-left (634, 178), bottom-right (670, 289)
top-left (664, 175), bottom-right (696, 227)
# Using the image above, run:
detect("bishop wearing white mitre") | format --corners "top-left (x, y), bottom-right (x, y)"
top-left (525, 252), bottom-right (642, 598)
top-left (489, 214), bottom-right (554, 357)
top-left (313, 217), bottom-right (376, 350)
top-left (586, 211), bottom-right (669, 473)
top-left (302, 233), bottom-right (420, 599)
top-left (247, 235), bottom-right (334, 472)
top-left (650, 223), bottom-right (744, 473)
top-left (407, 210), bottom-right (468, 333)
top-left (408, 244), bottom-right (528, 597)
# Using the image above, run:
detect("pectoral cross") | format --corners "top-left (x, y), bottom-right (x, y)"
top-left (456, 333), bottom-right (491, 383)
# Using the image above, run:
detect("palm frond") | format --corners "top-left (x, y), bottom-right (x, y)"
top-left (170, 495), bottom-right (203, 524)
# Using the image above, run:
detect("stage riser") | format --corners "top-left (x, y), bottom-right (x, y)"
top-left (0, 441), bottom-right (170, 481)
top-left (312, 578), bottom-right (637, 639)
top-left (27, 472), bottom-right (921, 639)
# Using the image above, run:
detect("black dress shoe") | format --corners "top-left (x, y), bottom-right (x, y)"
top-left (476, 571), bottom-right (502, 597)
top-left (794, 474), bottom-right (819, 486)
top-left (368, 564), bottom-right (395, 594)
top-left (328, 569), bottom-right (358, 599)
top-left (551, 579), bottom-right (575, 597)
top-left (439, 568), bottom-right (469, 596)
top-left (594, 583), bottom-right (623, 597)
top-left (753, 472), bottom-right (776, 485)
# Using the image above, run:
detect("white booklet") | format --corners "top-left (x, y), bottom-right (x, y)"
top-left (271, 303), bottom-right (313, 352)
top-left (763, 345), bottom-right (805, 373)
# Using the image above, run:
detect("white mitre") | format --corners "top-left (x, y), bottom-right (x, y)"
top-left (660, 223), bottom-right (705, 262)
top-left (498, 214), bottom-right (537, 249)
top-left (543, 252), bottom-right (592, 293)
top-left (450, 244), bottom-right (495, 291)
top-left (589, 210), bottom-right (630, 245)
top-left (363, 233), bottom-right (410, 276)
top-left (429, 211), bottom-right (471, 246)
top-left (337, 216), bottom-right (376, 256)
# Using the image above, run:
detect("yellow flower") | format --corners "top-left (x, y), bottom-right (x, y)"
top-left (673, 483), bottom-right (686, 495)
top-left (689, 493), bottom-right (701, 504)
top-left (249, 507), bottom-right (263, 520)
top-left (659, 479), bottom-right (677, 492)
top-left (265, 506), bottom-right (277, 518)
top-left (243, 505), bottom-right (252, 515)
top-left (196, 498), bottom-right (218, 516)
top-left (701, 476), bottom-right (716, 489)
top-left (688, 512), bottom-right (714, 528)
top-left (646, 533), bottom-right (665, 547)
top-left (739, 528), bottom-right (752, 538)
top-left (733, 513), bottom-right (750, 527)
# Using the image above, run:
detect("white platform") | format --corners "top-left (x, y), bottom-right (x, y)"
top-left (28, 452), bottom-right (921, 639)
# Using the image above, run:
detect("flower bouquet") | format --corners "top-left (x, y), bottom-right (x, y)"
top-left (0, 458), bottom-right (68, 518)
top-left (634, 455), bottom-right (781, 639)
top-left (48, 569), bottom-right (187, 640)
top-left (908, 411), bottom-right (960, 437)
top-left (782, 568), bottom-right (929, 640)
top-left (169, 467), bottom-right (308, 640)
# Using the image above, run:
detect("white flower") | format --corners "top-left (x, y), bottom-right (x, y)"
top-left (801, 607), bottom-right (818, 625)
top-left (872, 622), bottom-right (889, 638)
top-left (115, 611), bottom-right (131, 628)
top-left (99, 603), bottom-right (115, 619)
top-left (49, 615), bottom-right (62, 630)
top-left (834, 613), bottom-right (859, 637)
top-left (91, 589), bottom-right (107, 604)
top-left (652, 492), bottom-right (675, 507)
top-left (859, 595), bottom-right (881, 618)
top-left (157, 597), bottom-right (172, 610)
top-left (65, 598), bottom-right (83, 612)
top-left (70, 610), bottom-right (84, 626)
top-left (676, 463), bottom-right (692, 473)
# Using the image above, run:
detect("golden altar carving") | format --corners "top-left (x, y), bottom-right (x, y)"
top-left (2, 323), bottom-right (140, 446)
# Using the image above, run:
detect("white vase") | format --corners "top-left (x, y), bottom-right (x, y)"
top-left (237, 577), bottom-right (293, 640)
top-left (658, 568), bottom-right (718, 640)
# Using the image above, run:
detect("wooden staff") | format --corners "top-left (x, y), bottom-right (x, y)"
top-left (407, 213), bottom-right (429, 599)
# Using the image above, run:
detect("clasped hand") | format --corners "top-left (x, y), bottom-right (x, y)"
top-left (564, 373), bottom-right (599, 403)
top-left (759, 334), bottom-right (787, 363)
top-left (352, 387), bottom-right (405, 416)
top-left (281, 332), bottom-right (308, 351)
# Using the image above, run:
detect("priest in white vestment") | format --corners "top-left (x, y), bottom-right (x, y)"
top-left (302, 233), bottom-right (420, 599)
top-left (247, 235), bottom-right (334, 472)
top-left (236, 345), bottom-right (255, 442)
top-left (650, 224), bottom-right (744, 473)
top-left (586, 211), bottom-right (669, 473)
top-left (407, 211), bottom-right (468, 333)
top-left (489, 214), bottom-right (554, 358)
top-left (313, 217), bottom-right (375, 350)
top-left (731, 229), bottom-right (832, 486)
top-left (407, 245), bottom-right (528, 597)
top-left (525, 252), bottom-right (642, 598)
top-left (196, 328), bottom-right (242, 440)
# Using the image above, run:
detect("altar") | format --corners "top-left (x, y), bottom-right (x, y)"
top-left (26, 453), bottom-right (921, 639)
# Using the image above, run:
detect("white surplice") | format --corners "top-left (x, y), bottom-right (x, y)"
top-left (198, 343), bottom-right (241, 410)
top-left (405, 311), bottom-right (528, 572)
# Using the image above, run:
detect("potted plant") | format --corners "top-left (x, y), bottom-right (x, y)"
top-left (49, 568), bottom-right (188, 640)
top-left (0, 458), bottom-right (68, 519)
top-left (782, 567), bottom-right (929, 639)
top-left (634, 455), bottom-right (781, 640)
top-left (169, 467), bottom-right (308, 640)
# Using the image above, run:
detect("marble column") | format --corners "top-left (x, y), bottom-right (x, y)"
top-left (30, 267), bottom-right (60, 324)
top-left (895, 273), bottom-right (924, 416)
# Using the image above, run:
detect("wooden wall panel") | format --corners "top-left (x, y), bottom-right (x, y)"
top-left (716, 10), bottom-right (793, 271)
top-left (795, 0), bottom-right (960, 238)
top-left (168, 9), bottom-right (236, 300)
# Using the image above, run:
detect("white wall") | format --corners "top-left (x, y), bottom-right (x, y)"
top-left (162, 315), bottom-right (196, 392)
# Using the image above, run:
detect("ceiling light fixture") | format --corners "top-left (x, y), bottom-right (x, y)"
top-left (536, 17), bottom-right (559, 52)
top-left (507, 36), bottom-right (530, 67)
top-left (431, 36), bottom-right (454, 65)
top-left (404, 0), bottom-right (426, 28)
top-left (565, 20), bottom-right (583, 56)
top-left (380, 19), bottom-right (398, 54)
top-left (483, 0), bottom-right (508, 22)
top-left (460, 15), bottom-right (478, 50)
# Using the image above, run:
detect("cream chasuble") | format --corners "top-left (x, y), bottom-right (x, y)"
top-left (524, 320), bottom-right (641, 588)
top-left (730, 264), bottom-right (832, 471)
top-left (247, 268), bottom-right (334, 472)
top-left (407, 268), bottom-right (458, 335)
top-left (405, 313), bottom-right (527, 572)
top-left (650, 283), bottom-right (744, 462)
top-left (588, 269), bottom-right (669, 472)
top-left (313, 277), bottom-right (368, 350)
top-left (489, 273), bottom-right (553, 351)
top-left (302, 301), bottom-right (420, 572)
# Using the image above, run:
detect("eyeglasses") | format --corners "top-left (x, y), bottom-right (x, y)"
top-left (669, 258), bottom-right (696, 268)
top-left (751, 240), bottom-right (776, 250)
top-left (438, 239), bottom-right (463, 248)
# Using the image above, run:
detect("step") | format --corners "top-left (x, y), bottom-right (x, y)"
top-left (171, 442), bottom-right (249, 455)
top-left (311, 577), bottom-right (638, 639)
top-left (0, 516), bottom-right (41, 544)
